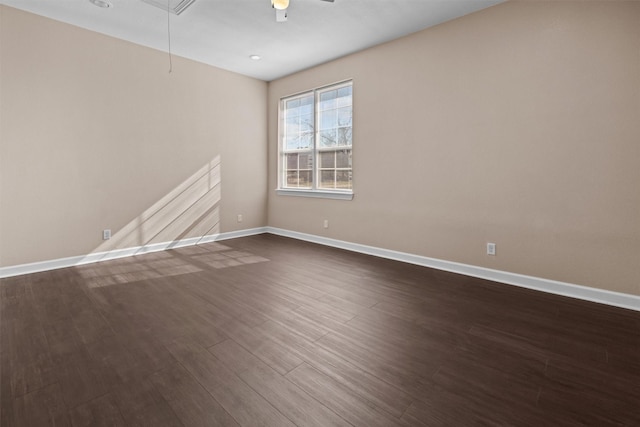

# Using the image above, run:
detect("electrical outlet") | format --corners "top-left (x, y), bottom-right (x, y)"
top-left (487, 242), bottom-right (496, 256)
top-left (103, 229), bottom-right (111, 240)
top-left (323, 219), bottom-right (329, 229)
top-left (237, 214), bottom-right (243, 223)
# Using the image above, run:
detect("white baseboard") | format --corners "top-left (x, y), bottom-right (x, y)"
top-left (266, 227), bottom-right (640, 312)
top-left (0, 227), bottom-right (268, 279)
top-left (2, 225), bottom-right (638, 312)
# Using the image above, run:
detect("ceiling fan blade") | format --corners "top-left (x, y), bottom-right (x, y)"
top-left (320, 0), bottom-right (335, 2)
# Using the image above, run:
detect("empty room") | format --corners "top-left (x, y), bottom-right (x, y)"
top-left (1, 0), bottom-right (639, 425)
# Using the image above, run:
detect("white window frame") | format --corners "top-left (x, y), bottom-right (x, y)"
top-left (276, 80), bottom-right (354, 201)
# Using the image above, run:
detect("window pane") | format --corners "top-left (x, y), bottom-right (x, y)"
top-left (286, 98), bottom-right (300, 112)
top-left (299, 95), bottom-right (314, 115)
top-left (286, 115), bottom-right (300, 134)
top-left (319, 90), bottom-right (337, 111)
top-left (286, 171), bottom-right (298, 187)
top-left (319, 151), bottom-right (335, 168)
top-left (337, 86), bottom-right (352, 107)
top-left (338, 127), bottom-right (352, 146)
top-left (299, 132), bottom-right (313, 150)
top-left (319, 130), bottom-right (337, 147)
top-left (320, 109), bottom-right (337, 130)
top-left (336, 171), bottom-right (352, 189)
top-left (286, 153), bottom-right (298, 170)
top-left (300, 113), bottom-right (314, 131)
top-left (320, 170), bottom-right (335, 189)
top-left (336, 149), bottom-right (351, 168)
top-left (298, 171), bottom-right (312, 187)
top-left (338, 107), bottom-right (352, 127)
top-left (285, 134), bottom-right (300, 150)
top-left (299, 152), bottom-right (313, 169)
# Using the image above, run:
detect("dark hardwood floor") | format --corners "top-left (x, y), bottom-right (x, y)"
top-left (1, 234), bottom-right (639, 426)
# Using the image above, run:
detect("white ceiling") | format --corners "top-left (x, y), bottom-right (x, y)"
top-left (1, 0), bottom-right (503, 81)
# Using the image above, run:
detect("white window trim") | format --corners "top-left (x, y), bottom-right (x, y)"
top-left (277, 80), bottom-right (353, 200)
top-left (275, 188), bottom-right (354, 200)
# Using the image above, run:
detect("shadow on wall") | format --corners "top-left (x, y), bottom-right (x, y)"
top-left (92, 155), bottom-right (222, 256)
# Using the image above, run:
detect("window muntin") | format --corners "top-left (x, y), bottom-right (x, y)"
top-left (280, 81), bottom-right (353, 194)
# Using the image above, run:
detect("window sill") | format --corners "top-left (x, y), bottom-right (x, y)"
top-left (276, 189), bottom-right (354, 200)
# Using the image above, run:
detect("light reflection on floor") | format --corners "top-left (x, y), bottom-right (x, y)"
top-left (75, 242), bottom-right (269, 288)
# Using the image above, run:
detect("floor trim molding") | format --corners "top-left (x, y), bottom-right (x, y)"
top-left (2, 226), bottom-right (638, 312)
top-left (266, 227), bottom-right (640, 312)
top-left (0, 227), bottom-right (268, 279)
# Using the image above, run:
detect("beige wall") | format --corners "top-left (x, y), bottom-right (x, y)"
top-left (268, 2), bottom-right (640, 296)
top-left (2, 2), bottom-right (639, 298)
top-left (0, 6), bottom-right (268, 266)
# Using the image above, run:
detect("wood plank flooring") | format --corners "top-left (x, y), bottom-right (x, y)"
top-left (1, 234), bottom-right (639, 426)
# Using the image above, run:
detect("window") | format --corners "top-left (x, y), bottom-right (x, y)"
top-left (277, 81), bottom-right (353, 200)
